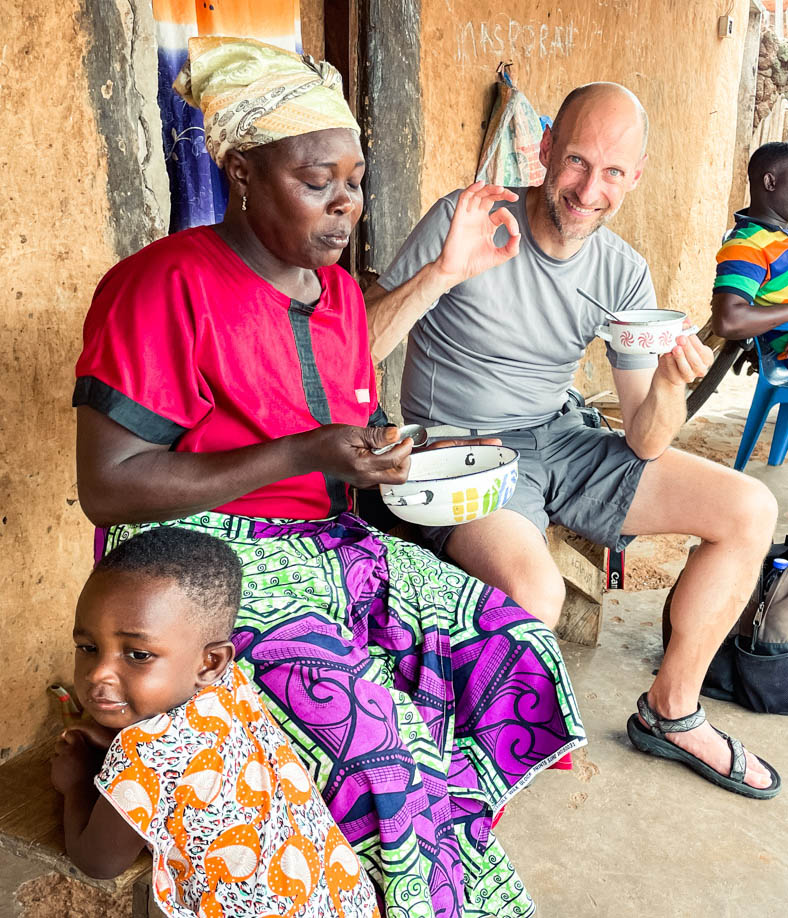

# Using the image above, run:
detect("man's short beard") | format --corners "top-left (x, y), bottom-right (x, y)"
top-left (543, 172), bottom-right (610, 241)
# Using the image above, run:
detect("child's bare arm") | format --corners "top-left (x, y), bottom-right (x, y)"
top-left (63, 792), bottom-right (145, 878)
top-left (51, 730), bottom-right (145, 878)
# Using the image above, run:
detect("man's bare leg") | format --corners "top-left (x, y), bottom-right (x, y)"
top-left (621, 448), bottom-right (778, 789)
top-left (445, 509), bottom-right (565, 629)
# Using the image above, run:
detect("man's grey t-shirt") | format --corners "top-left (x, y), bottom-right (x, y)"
top-left (378, 188), bottom-right (658, 429)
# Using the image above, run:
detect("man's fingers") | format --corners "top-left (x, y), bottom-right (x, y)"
top-left (682, 334), bottom-right (714, 370)
top-left (369, 455), bottom-right (411, 485)
top-left (458, 182), bottom-right (518, 214)
top-left (475, 187), bottom-right (520, 215)
top-left (426, 438), bottom-right (463, 449)
top-left (668, 345), bottom-right (697, 382)
top-left (499, 233), bottom-right (521, 260)
top-left (492, 188), bottom-right (519, 202)
top-left (490, 206), bottom-right (520, 236)
top-left (488, 209), bottom-right (521, 260)
top-left (658, 353), bottom-right (683, 385)
top-left (674, 337), bottom-right (711, 378)
top-left (362, 424), bottom-right (410, 453)
top-left (456, 181), bottom-right (486, 212)
top-left (684, 346), bottom-right (711, 378)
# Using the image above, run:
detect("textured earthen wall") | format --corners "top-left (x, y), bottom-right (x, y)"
top-left (0, 0), bottom-right (325, 760)
top-left (0, 0), bottom-right (114, 759)
top-left (417, 0), bottom-right (750, 394)
top-left (0, 0), bottom-right (167, 759)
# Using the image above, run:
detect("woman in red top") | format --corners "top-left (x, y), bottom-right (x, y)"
top-left (73, 37), bottom-right (585, 918)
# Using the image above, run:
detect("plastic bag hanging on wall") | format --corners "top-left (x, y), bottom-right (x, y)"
top-left (476, 63), bottom-right (546, 188)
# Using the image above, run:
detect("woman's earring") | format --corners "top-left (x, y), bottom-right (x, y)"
top-left (241, 194), bottom-right (248, 212)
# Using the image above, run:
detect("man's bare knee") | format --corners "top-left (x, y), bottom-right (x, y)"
top-left (535, 581), bottom-right (565, 630)
top-left (725, 478), bottom-right (778, 552)
top-left (507, 566), bottom-right (565, 629)
top-left (444, 510), bottom-right (567, 627)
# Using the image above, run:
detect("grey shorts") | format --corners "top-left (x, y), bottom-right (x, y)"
top-left (420, 409), bottom-right (648, 557)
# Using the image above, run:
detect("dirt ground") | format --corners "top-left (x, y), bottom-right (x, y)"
top-left (15, 873), bottom-right (134, 918)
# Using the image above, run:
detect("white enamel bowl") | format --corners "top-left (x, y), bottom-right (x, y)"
top-left (595, 309), bottom-right (698, 355)
top-left (379, 445), bottom-right (519, 527)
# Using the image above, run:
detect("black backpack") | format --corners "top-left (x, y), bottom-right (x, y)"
top-left (662, 538), bottom-right (788, 714)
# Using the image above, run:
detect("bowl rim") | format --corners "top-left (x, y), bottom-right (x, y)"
top-left (393, 445), bottom-right (520, 486)
top-left (611, 309), bottom-right (685, 326)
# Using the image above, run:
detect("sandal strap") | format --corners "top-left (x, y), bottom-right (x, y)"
top-left (713, 727), bottom-right (747, 784)
top-left (636, 693), bottom-right (706, 739)
top-left (728, 736), bottom-right (747, 783)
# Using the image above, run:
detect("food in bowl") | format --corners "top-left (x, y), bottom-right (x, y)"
top-left (380, 445), bottom-right (519, 527)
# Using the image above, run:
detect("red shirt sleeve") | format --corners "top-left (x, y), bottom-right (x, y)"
top-left (74, 241), bottom-right (213, 443)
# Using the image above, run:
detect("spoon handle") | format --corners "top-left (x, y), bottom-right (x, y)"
top-left (576, 287), bottom-right (619, 322)
top-left (371, 424), bottom-right (428, 455)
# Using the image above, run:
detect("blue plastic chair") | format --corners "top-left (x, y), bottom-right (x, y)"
top-left (734, 322), bottom-right (788, 471)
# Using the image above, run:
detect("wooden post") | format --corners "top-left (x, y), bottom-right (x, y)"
top-left (727, 2), bottom-right (764, 217)
top-left (777, 0), bottom-right (784, 41)
top-left (356, 0), bottom-right (423, 422)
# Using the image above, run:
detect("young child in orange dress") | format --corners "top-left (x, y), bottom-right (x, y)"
top-left (51, 528), bottom-right (379, 918)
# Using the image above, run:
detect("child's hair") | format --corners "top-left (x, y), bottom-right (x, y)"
top-left (92, 528), bottom-right (242, 640)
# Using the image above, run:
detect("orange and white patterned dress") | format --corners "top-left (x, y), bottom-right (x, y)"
top-left (95, 663), bottom-right (380, 918)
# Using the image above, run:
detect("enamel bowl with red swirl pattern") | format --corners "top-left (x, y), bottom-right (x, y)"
top-left (595, 309), bottom-right (698, 355)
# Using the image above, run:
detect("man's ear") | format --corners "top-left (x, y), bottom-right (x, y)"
top-left (764, 170), bottom-right (777, 193)
top-left (629, 153), bottom-right (648, 190)
top-left (196, 641), bottom-right (235, 686)
top-left (538, 125), bottom-right (553, 170)
top-left (222, 150), bottom-right (251, 200)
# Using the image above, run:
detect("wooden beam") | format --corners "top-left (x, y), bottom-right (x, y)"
top-left (356, 0), bottom-right (423, 274)
top-left (356, 0), bottom-right (423, 422)
top-left (556, 584), bottom-right (604, 647)
top-left (547, 528), bottom-right (605, 603)
top-left (324, 0), bottom-right (353, 273)
top-left (547, 525), bottom-right (605, 647)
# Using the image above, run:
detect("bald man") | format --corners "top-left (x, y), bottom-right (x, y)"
top-left (365, 83), bottom-right (781, 797)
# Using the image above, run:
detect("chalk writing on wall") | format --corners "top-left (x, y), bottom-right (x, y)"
top-left (456, 18), bottom-right (581, 65)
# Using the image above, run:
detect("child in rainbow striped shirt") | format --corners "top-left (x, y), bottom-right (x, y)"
top-left (713, 141), bottom-right (788, 358)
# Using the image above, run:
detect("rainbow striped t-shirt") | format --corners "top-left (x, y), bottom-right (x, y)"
top-left (714, 211), bottom-right (788, 358)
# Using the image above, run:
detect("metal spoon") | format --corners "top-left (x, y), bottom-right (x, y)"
top-left (576, 287), bottom-right (620, 323)
top-left (372, 423), bottom-right (428, 455)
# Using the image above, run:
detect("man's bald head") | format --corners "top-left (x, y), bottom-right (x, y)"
top-left (551, 83), bottom-right (649, 157)
top-left (536, 82), bottom-right (648, 248)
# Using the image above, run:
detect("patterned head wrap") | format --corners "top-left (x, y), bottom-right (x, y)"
top-left (173, 36), bottom-right (360, 168)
